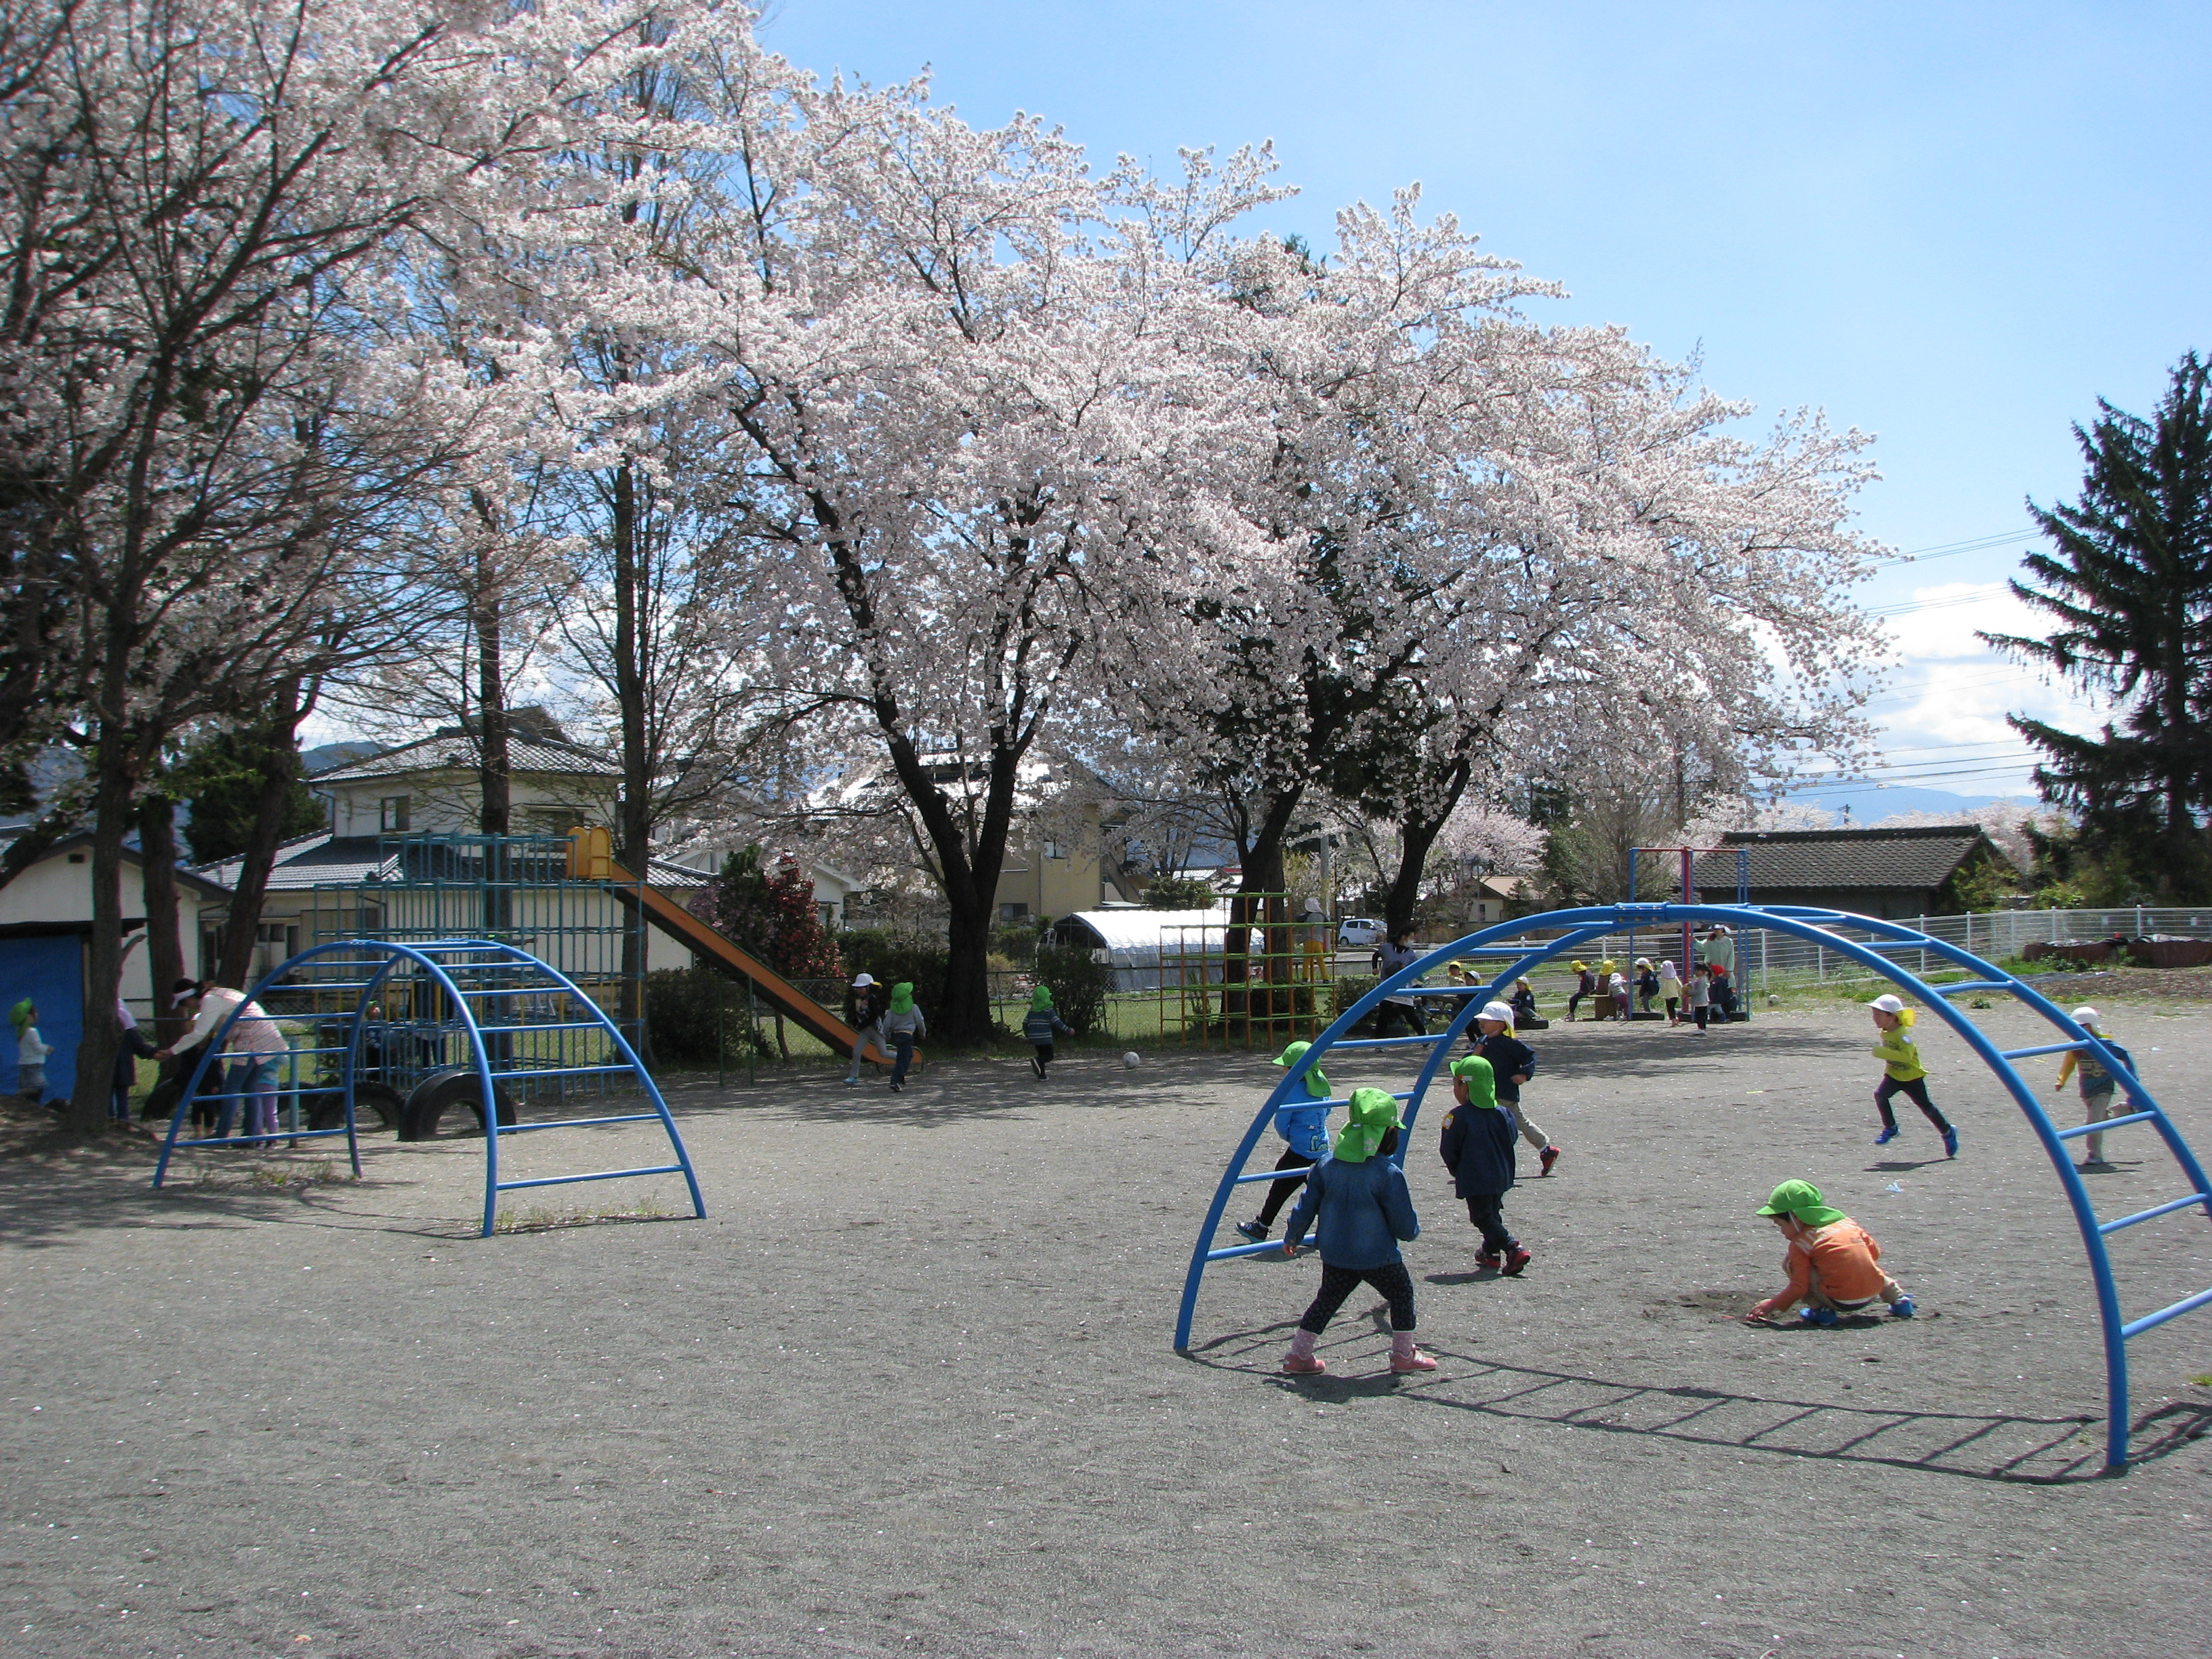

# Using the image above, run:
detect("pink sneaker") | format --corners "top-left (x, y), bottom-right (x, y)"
top-left (1282, 1329), bottom-right (1326, 1375)
top-left (1390, 1332), bottom-right (1437, 1374)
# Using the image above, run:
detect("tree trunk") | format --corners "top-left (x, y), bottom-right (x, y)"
top-left (469, 519), bottom-right (512, 839)
top-left (216, 679), bottom-right (312, 989)
top-left (68, 739), bottom-right (140, 1132)
top-left (138, 792), bottom-right (188, 1048)
top-left (1382, 755), bottom-right (1475, 939)
top-left (609, 460), bottom-right (654, 1058)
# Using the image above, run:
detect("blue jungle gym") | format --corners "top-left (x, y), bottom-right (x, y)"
top-left (151, 938), bottom-right (704, 1238)
top-left (1177, 901), bottom-right (2212, 1474)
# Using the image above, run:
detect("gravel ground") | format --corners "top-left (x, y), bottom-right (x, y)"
top-left (3, 999), bottom-right (2211, 1658)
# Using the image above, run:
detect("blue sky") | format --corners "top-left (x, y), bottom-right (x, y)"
top-left (758, 1), bottom-right (2212, 807)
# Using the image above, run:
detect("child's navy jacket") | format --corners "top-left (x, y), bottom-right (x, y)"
top-left (1282, 1154), bottom-right (1420, 1270)
top-left (1439, 1101), bottom-right (1518, 1197)
top-left (1022, 1008), bottom-right (1073, 1044)
top-left (1470, 1031), bottom-right (1537, 1103)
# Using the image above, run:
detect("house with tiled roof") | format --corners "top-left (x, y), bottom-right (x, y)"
top-left (1691, 824), bottom-right (2017, 920)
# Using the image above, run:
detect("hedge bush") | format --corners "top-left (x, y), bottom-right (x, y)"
top-left (836, 929), bottom-right (951, 1022)
top-left (644, 968), bottom-right (765, 1063)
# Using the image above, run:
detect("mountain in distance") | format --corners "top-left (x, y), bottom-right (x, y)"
top-left (301, 741), bottom-right (384, 775)
top-left (1783, 783), bottom-right (2039, 821)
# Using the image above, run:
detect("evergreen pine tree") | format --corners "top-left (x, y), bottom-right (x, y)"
top-left (1983, 352), bottom-right (2212, 900)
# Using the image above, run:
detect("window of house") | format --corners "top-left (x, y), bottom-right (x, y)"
top-left (1043, 839), bottom-right (1065, 860)
top-left (1000, 901), bottom-right (1029, 922)
top-left (379, 795), bottom-right (411, 833)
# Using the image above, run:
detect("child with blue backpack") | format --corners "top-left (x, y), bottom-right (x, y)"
top-left (1439, 1054), bottom-right (1531, 1274)
top-left (1237, 1041), bottom-right (1334, 1244)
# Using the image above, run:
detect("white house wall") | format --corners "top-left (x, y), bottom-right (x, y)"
top-left (0, 851), bottom-right (211, 1022)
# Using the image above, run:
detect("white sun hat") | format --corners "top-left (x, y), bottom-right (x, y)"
top-left (1479, 1000), bottom-right (1515, 1025)
top-left (1867, 993), bottom-right (1906, 1015)
top-left (851, 972), bottom-right (876, 988)
top-left (2070, 1005), bottom-right (2101, 1029)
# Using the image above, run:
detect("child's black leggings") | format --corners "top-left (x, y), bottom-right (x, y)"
top-left (1298, 1262), bottom-right (1416, 1334)
top-left (1464, 1193), bottom-right (1513, 1253)
top-left (1254, 1148), bottom-right (1316, 1226)
top-left (1875, 1075), bottom-right (1951, 1134)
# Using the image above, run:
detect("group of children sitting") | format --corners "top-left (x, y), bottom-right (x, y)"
top-left (1242, 975), bottom-right (2141, 1374)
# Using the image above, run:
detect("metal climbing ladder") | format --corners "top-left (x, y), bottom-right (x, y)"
top-left (153, 939), bottom-right (705, 1237)
top-left (1176, 903), bottom-right (2212, 1473)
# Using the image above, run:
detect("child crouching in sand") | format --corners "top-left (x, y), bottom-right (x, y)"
top-left (1746, 1181), bottom-right (1914, 1325)
top-left (1279, 1088), bottom-right (1434, 1376)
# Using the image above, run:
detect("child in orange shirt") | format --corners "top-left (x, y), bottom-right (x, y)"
top-left (1746, 1181), bottom-right (1915, 1325)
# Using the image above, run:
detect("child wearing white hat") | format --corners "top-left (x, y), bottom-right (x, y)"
top-left (844, 973), bottom-right (884, 1085)
top-left (1868, 993), bottom-right (1957, 1158)
top-left (1469, 998), bottom-right (1559, 1175)
top-left (2053, 1006), bottom-right (2132, 1169)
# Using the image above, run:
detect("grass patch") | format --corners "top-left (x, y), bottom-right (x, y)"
top-left (493, 1195), bottom-right (672, 1233)
top-left (189, 1157), bottom-right (354, 1192)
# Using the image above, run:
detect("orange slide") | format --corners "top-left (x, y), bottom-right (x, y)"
top-left (569, 827), bottom-right (915, 1069)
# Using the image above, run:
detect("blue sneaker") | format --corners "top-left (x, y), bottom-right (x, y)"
top-left (1799, 1307), bottom-right (1839, 1328)
top-left (1875, 1126), bottom-right (1900, 1146)
top-left (1942, 1126), bottom-right (1959, 1159)
top-left (1235, 1220), bottom-right (1269, 1244)
top-left (1891, 1296), bottom-right (1916, 1319)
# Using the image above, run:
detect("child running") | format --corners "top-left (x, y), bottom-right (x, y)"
top-left (1746, 1180), bottom-right (1914, 1324)
top-left (1659, 957), bottom-right (1683, 1023)
top-left (2053, 1005), bottom-right (2131, 1170)
top-left (1021, 985), bottom-right (1073, 1080)
top-left (881, 981), bottom-right (925, 1094)
top-left (1440, 1054), bottom-right (1530, 1274)
top-left (1469, 999), bottom-right (1558, 1174)
top-left (1279, 1087), bottom-right (1433, 1376)
top-left (1867, 992), bottom-right (1957, 1156)
top-left (1236, 1040), bottom-right (1334, 1244)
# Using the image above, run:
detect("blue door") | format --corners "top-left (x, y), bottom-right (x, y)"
top-left (0, 930), bottom-right (85, 1103)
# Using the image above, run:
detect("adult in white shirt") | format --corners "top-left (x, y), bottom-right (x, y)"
top-left (156, 978), bottom-right (290, 1143)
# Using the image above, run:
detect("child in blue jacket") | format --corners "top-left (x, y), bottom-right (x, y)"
top-left (1440, 1054), bottom-right (1530, 1274)
top-left (1237, 1041), bottom-right (1334, 1243)
top-left (1279, 1087), bottom-right (1434, 1376)
top-left (1021, 986), bottom-right (1073, 1079)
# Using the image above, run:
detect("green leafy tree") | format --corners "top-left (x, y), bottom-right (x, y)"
top-left (1984, 352), bottom-right (2212, 899)
top-left (1142, 873), bottom-right (1221, 909)
top-left (178, 726), bottom-right (327, 865)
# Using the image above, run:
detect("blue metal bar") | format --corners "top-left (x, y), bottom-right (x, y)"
top-left (1233, 1165), bottom-right (1313, 1185)
top-left (478, 1063), bottom-right (638, 1081)
top-left (2121, 1285), bottom-right (2212, 1340)
top-left (2002, 1041), bottom-right (2090, 1060)
top-left (2057, 1111), bottom-right (2160, 1141)
top-left (1205, 1237), bottom-right (1303, 1262)
top-left (493, 1164), bottom-right (686, 1191)
top-left (494, 1112), bottom-right (663, 1134)
top-left (1327, 1033), bottom-right (1451, 1050)
top-left (2098, 1193), bottom-right (2212, 1235)
top-left (1931, 980), bottom-right (2013, 996)
top-left (166, 1127), bottom-right (356, 1149)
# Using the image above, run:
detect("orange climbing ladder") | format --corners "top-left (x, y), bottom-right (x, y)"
top-left (567, 827), bottom-right (914, 1069)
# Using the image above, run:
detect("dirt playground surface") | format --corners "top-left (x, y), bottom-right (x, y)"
top-left (4, 1000), bottom-right (2211, 1658)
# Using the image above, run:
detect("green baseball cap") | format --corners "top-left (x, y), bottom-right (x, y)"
top-left (1756, 1179), bottom-right (1845, 1227)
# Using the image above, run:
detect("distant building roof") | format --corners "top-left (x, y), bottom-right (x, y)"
top-left (1692, 824), bottom-right (2012, 893)
top-left (3, 829), bottom-right (232, 899)
top-left (308, 731), bottom-right (619, 784)
top-left (193, 833), bottom-right (714, 895)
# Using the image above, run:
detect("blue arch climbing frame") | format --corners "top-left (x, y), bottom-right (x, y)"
top-left (1175, 903), bottom-right (2212, 1472)
top-left (152, 939), bottom-right (705, 1237)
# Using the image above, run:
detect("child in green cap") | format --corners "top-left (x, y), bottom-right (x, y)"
top-left (881, 982), bottom-right (925, 1093)
top-left (1439, 1054), bottom-right (1531, 1274)
top-left (1279, 1087), bottom-right (1433, 1375)
top-left (1021, 985), bottom-right (1073, 1080)
top-left (10, 998), bottom-right (48, 1103)
top-left (1236, 1040), bottom-right (1334, 1244)
top-left (1747, 1179), bottom-right (1914, 1325)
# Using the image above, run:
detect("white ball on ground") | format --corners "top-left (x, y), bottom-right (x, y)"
top-left (1122, 1051), bottom-right (1141, 1069)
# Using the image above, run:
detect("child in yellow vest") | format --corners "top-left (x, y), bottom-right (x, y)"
top-left (1868, 993), bottom-right (1957, 1158)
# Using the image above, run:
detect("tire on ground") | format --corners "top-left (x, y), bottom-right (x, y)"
top-left (306, 1080), bottom-right (407, 1133)
top-left (398, 1066), bottom-right (519, 1141)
